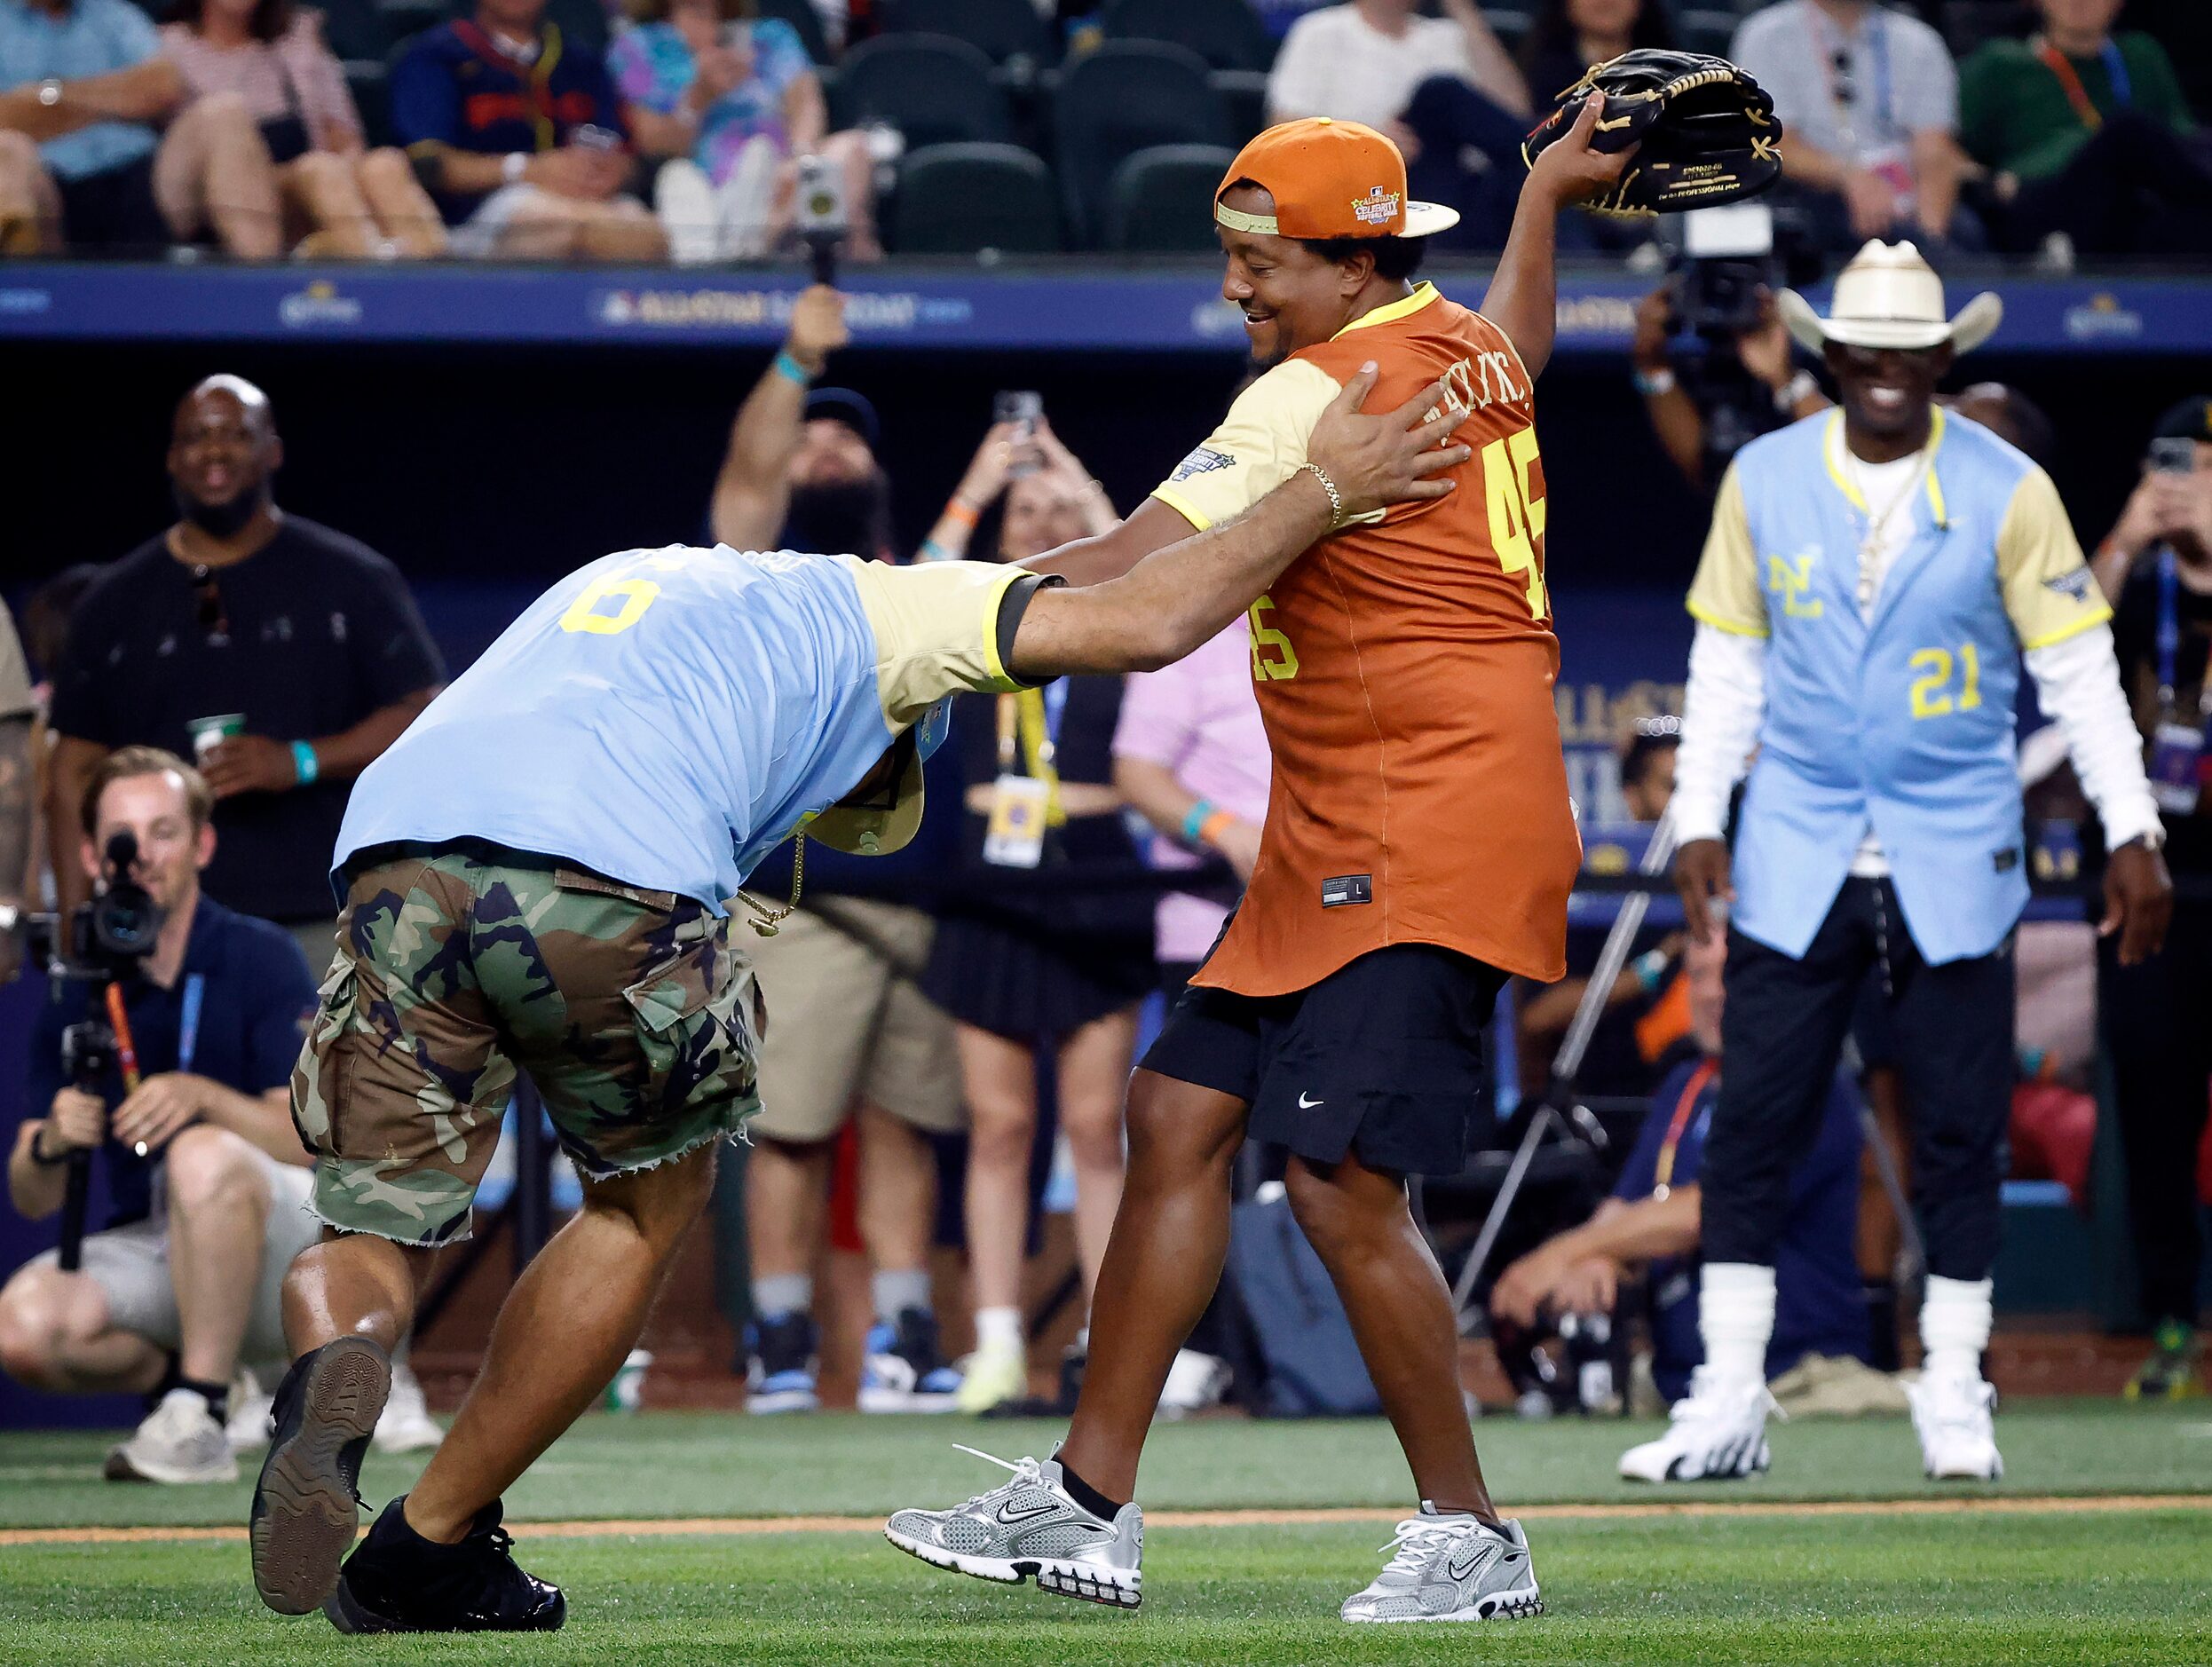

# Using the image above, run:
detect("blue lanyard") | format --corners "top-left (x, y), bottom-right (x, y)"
top-left (178, 972), bottom-right (206, 1076)
top-left (1041, 677), bottom-right (1070, 752)
top-left (2103, 40), bottom-right (2132, 108)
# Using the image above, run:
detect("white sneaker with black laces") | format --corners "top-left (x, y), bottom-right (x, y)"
top-left (108, 1388), bottom-right (239, 1484)
top-left (1618, 1366), bottom-right (1778, 1481)
top-left (1908, 1371), bottom-right (2003, 1480)
top-left (884, 1446), bottom-right (1142, 1608)
top-left (1339, 1510), bottom-right (1543, 1624)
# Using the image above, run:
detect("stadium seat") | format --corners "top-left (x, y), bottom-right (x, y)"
top-left (344, 59), bottom-right (394, 149)
top-left (889, 141), bottom-right (1060, 254)
top-left (1485, 6), bottom-right (1531, 58)
top-left (1107, 142), bottom-right (1236, 250)
top-left (1053, 41), bottom-right (1230, 247)
top-left (833, 34), bottom-right (1014, 149)
top-left (1098, 0), bottom-right (1275, 73)
top-left (1209, 67), bottom-right (1268, 144)
top-left (880, 0), bottom-right (1055, 70)
top-left (319, 0), bottom-right (391, 62)
top-left (756, 0), bottom-right (834, 65)
top-left (1940, 0), bottom-right (2034, 59)
top-left (376, 0), bottom-right (447, 51)
top-left (1677, 8), bottom-right (1741, 57)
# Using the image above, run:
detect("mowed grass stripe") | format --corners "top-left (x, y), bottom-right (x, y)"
top-left (8, 1489), bottom-right (2206, 1547)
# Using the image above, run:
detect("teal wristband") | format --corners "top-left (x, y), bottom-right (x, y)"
top-left (1181, 799), bottom-right (1216, 844)
top-left (773, 350), bottom-right (812, 388)
top-left (291, 740), bottom-right (319, 786)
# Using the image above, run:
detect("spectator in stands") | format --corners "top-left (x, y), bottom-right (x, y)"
top-left (1491, 922), bottom-right (1870, 1413)
top-left (1729, 0), bottom-right (1978, 250)
top-left (161, 0), bottom-right (447, 257)
top-left (918, 408), bottom-right (1151, 1415)
top-left (1519, 0), bottom-right (1675, 111)
top-left (45, 375), bottom-right (445, 976)
top-left (709, 288), bottom-right (966, 1416)
top-left (389, 0), bottom-right (665, 260)
top-left (0, 748), bottom-right (322, 1483)
top-left (1632, 279), bottom-right (1828, 494)
top-left (1110, 591), bottom-right (1270, 1421)
top-left (0, 0), bottom-right (281, 257)
top-left (611, 0), bottom-right (878, 265)
top-left (1958, 0), bottom-right (2212, 259)
top-left (0, 602), bottom-right (29, 984)
top-left (1267, 0), bottom-right (1530, 249)
top-left (2096, 395), bottom-right (2212, 1401)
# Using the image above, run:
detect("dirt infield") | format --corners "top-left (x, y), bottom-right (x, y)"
top-left (5, 1492), bottom-right (2206, 1548)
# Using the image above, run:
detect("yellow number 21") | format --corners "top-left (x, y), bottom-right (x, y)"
top-left (1908, 642), bottom-right (1981, 719)
top-left (560, 575), bottom-right (661, 636)
top-left (1481, 427), bottom-right (1548, 620)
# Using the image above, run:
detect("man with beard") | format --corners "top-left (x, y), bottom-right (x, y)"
top-left (48, 375), bottom-right (446, 976)
top-left (705, 288), bottom-right (968, 1415)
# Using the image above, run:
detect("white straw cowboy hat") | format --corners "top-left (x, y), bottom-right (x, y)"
top-left (1778, 240), bottom-right (2003, 355)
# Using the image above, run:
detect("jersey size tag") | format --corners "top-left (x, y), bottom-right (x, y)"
top-left (1321, 874), bottom-right (1372, 908)
top-left (2148, 719), bottom-right (2207, 817)
top-left (983, 774), bottom-right (1050, 869)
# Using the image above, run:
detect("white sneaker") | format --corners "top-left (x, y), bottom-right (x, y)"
top-left (885, 1446), bottom-right (1142, 1608)
top-left (225, 1367), bottom-right (276, 1456)
top-left (954, 1337), bottom-right (1028, 1415)
top-left (1908, 1371), bottom-right (2003, 1480)
top-left (373, 1361), bottom-right (445, 1455)
top-left (1618, 1366), bottom-right (1777, 1482)
top-left (107, 1388), bottom-right (239, 1484)
top-left (1340, 1511), bottom-right (1542, 1624)
top-left (1156, 1349), bottom-right (1230, 1419)
top-left (654, 161), bottom-right (719, 266)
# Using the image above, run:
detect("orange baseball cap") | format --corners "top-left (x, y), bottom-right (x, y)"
top-left (1214, 117), bottom-right (1460, 241)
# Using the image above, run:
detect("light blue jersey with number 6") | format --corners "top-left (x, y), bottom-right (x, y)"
top-left (335, 545), bottom-right (1034, 911)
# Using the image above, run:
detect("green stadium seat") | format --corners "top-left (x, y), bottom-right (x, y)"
top-left (880, 0), bottom-right (1055, 70)
top-left (1053, 41), bottom-right (1229, 246)
top-left (833, 34), bottom-right (1014, 148)
top-left (889, 141), bottom-right (1060, 254)
top-left (1107, 141), bottom-right (1236, 250)
top-left (1098, 0), bottom-right (1274, 73)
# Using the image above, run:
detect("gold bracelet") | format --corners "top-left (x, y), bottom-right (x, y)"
top-left (1296, 460), bottom-right (1345, 526)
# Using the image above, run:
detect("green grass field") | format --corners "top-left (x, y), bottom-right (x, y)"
top-left (4, 1402), bottom-right (2209, 1665)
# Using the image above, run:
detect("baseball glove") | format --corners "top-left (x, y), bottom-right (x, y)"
top-left (1521, 49), bottom-right (1782, 216)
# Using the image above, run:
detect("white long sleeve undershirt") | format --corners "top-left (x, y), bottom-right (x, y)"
top-left (1671, 620), bottom-right (2161, 856)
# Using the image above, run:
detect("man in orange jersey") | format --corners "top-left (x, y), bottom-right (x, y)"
top-left (886, 103), bottom-right (1630, 1623)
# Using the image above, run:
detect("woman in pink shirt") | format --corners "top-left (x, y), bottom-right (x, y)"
top-left (162, 0), bottom-right (446, 256)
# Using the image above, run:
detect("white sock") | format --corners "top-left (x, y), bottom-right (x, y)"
top-left (1699, 1262), bottom-right (1777, 1387)
top-left (1919, 1275), bottom-right (1993, 1383)
top-left (752, 1272), bottom-right (811, 1318)
top-left (976, 1306), bottom-right (1023, 1353)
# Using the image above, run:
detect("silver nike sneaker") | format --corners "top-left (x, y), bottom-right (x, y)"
top-left (884, 1446), bottom-right (1142, 1609)
top-left (1340, 1510), bottom-right (1544, 1624)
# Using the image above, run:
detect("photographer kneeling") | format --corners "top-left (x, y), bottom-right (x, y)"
top-left (0, 747), bottom-right (316, 1483)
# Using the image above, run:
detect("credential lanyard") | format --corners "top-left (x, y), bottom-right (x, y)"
top-left (1652, 1056), bottom-right (1718, 1200)
top-left (2036, 37), bottom-right (2130, 132)
top-left (2156, 548), bottom-right (2210, 720)
top-left (1819, 10), bottom-right (1893, 145)
top-left (178, 972), bottom-right (206, 1076)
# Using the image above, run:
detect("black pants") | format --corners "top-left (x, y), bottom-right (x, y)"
top-left (2101, 894), bottom-right (2212, 1328)
top-left (1704, 879), bottom-right (2014, 1282)
top-left (2003, 115), bottom-right (2212, 257)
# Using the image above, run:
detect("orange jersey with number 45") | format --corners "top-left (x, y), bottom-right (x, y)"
top-left (1149, 282), bottom-right (1578, 996)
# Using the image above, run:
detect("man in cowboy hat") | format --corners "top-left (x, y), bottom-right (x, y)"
top-left (1625, 238), bottom-right (2172, 1483)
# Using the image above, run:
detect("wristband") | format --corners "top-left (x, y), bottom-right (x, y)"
top-left (772, 350), bottom-right (813, 388)
top-left (942, 497), bottom-right (980, 531)
top-left (1631, 946), bottom-right (1671, 994)
top-left (1181, 799), bottom-right (1217, 844)
top-left (291, 739), bottom-right (320, 786)
top-left (1197, 809), bottom-right (1236, 849)
top-left (1774, 369), bottom-right (1818, 415)
top-left (1632, 366), bottom-right (1677, 398)
top-left (28, 1125), bottom-right (71, 1167)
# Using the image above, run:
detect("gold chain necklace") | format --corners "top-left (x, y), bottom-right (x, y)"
top-left (1845, 445), bottom-right (1924, 612)
top-left (739, 834), bottom-right (803, 936)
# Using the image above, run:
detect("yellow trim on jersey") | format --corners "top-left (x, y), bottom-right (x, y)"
top-left (1687, 598), bottom-right (1772, 638)
top-left (1334, 281), bottom-right (1441, 337)
top-left (1149, 484), bottom-right (1213, 532)
top-left (2018, 603), bottom-right (2114, 652)
top-left (976, 563), bottom-right (1030, 690)
top-left (1822, 407), bottom-right (1949, 522)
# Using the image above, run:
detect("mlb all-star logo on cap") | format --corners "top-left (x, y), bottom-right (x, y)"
top-left (1353, 186), bottom-right (1402, 226)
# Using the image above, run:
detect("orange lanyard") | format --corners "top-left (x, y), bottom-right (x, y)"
top-left (2034, 38), bottom-right (2129, 134)
top-left (1652, 1057), bottom-right (1718, 1198)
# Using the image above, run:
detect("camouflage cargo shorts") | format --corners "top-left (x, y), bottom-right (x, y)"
top-left (294, 843), bottom-right (762, 1246)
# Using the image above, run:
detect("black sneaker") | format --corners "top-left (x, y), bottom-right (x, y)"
top-left (325, 1497), bottom-right (565, 1633)
top-left (249, 1337), bottom-right (391, 1616)
top-left (745, 1310), bottom-right (819, 1414)
top-left (859, 1308), bottom-right (962, 1413)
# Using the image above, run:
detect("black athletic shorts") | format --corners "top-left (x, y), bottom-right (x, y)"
top-left (1140, 942), bottom-right (1508, 1177)
top-left (56, 152), bottom-right (170, 254)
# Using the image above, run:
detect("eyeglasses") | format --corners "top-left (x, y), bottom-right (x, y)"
top-left (191, 565), bottom-right (230, 644)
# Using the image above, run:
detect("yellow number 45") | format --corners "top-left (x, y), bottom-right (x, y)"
top-left (1481, 427), bottom-right (1548, 620)
top-left (1248, 594), bottom-right (1300, 682)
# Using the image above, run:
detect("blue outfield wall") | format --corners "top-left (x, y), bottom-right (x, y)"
top-left (2, 261), bottom-right (2208, 353)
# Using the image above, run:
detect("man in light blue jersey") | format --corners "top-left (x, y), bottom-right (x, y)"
top-left (245, 363), bottom-right (1469, 1635)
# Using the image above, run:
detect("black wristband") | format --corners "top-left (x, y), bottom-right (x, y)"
top-left (27, 1126), bottom-right (73, 1167)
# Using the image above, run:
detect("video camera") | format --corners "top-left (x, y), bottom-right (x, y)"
top-left (1661, 203), bottom-right (1822, 476)
top-left (24, 830), bottom-right (164, 982)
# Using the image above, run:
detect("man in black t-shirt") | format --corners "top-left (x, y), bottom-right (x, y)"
top-left (2099, 395), bottom-right (2212, 1401)
top-left (46, 376), bottom-right (444, 968)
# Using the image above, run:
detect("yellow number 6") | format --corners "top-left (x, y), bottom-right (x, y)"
top-left (561, 575), bottom-right (661, 636)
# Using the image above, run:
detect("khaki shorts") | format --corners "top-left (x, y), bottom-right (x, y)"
top-left (26, 1143), bottom-right (317, 1369)
top-left (295, 846), bottom-right (762, 1247)
top-left (747, 899), bottom-right (963, 1144)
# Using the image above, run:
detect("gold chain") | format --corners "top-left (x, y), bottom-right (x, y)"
top-left (739, 834), bottom-right (803, 937)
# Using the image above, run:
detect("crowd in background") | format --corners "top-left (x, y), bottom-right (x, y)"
top-left (2, 0), bottom-right (2208, 259)
top-left (1, 262), bottom-right (2208, 1464)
